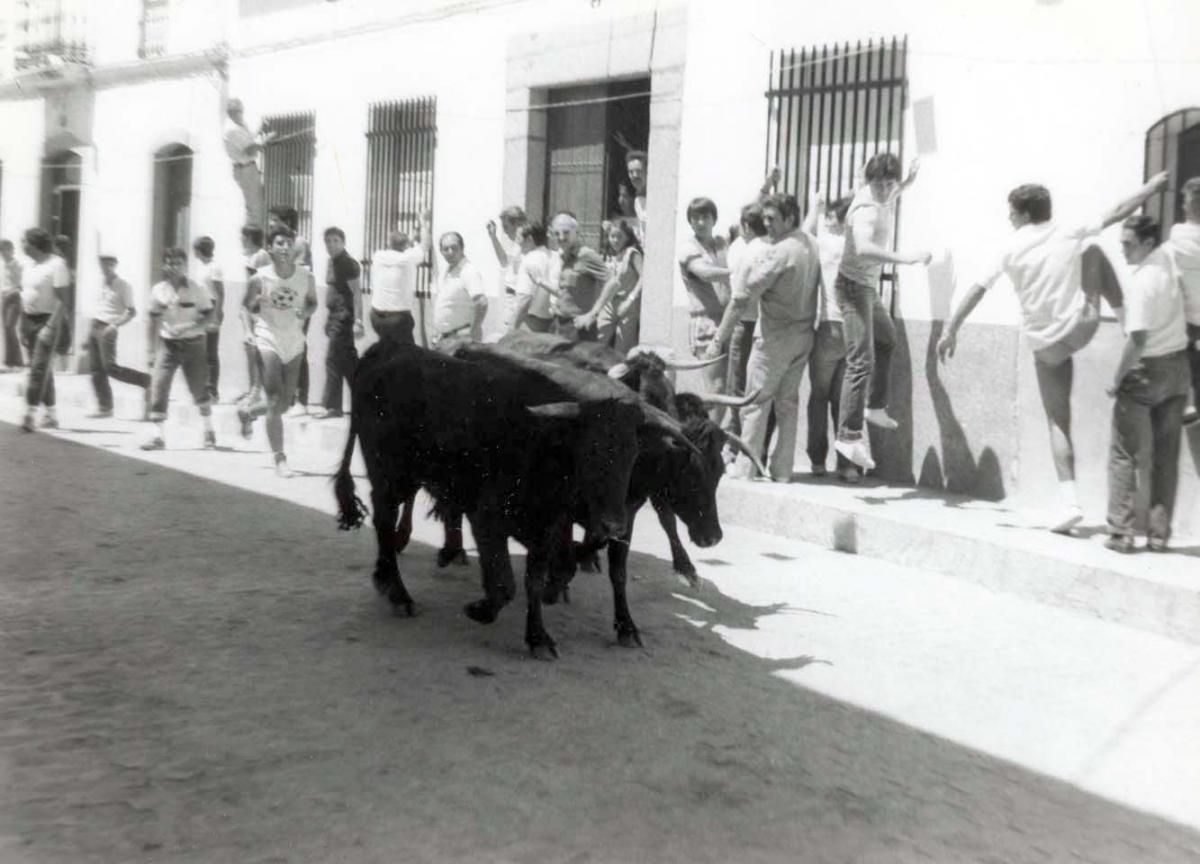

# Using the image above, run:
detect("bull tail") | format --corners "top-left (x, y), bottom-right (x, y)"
top-left (334, 414), bottom-right (369, 531)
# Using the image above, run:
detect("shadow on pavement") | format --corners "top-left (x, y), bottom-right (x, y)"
top-left (1, 425), bottom-right (1198, 864)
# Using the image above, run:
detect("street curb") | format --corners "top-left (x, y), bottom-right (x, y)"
top-left (8, 373), bottom-right (1198, 646)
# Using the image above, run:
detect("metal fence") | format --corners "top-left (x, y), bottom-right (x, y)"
top-left (363, 96), bottom-right (437, 299)
top-left (262, 112), bottom-right (316, 243)
top-left (1145, 108), bottom-right (1200, 227)
top-left (138, 0), bottom-right (170, 59)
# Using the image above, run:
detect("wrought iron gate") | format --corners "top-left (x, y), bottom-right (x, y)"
top-left (262, 111), bottom-right (316, 242)
top-left (363, 96), bottom-right (437, 299)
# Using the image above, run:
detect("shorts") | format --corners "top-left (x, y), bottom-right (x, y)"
top-left (1033, 297), bottom-right (1100, 368)
top-left (688, 313), bottom-right (720, 359)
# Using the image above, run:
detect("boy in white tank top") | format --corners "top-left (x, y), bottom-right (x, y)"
top-left (237, 226), bottom-right (317, 476)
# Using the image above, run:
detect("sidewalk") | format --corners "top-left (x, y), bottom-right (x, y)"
top-left (4, 371), bottom-right (1198, 646)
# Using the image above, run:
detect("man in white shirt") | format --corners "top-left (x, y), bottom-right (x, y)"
top-left (433, 232), bottom-right (487, 342)
top-left (369, 210), bottom-right (431, 345)
top-left (1, 239), bottom-right (23, 369)
top-left (192, 236), bottom-right (224, 403)
top-left (626, 150), bottom-right (648, 245)
top-left (86, 254), bottom-right (150, 418)
top-left (224, 98), bottom-right (273, 228)
top-left (1167, 176), bottom-right (1200, 426)
top-left (723, 203), bottom-right (768, 439)
top-left (18, 228), bottom-right (72, 432)
top-left (488, 206), bottom-right (525, 331)
top-left (1104, 215), bottom-right (1190, 553)
top-left (938, 171), bottom-right (1169, 533)
top-left (510, 221), bottom-right (556, 334)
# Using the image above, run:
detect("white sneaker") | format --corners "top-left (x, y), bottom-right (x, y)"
top-left (285, 404), bottom-right (307, 418)
top-left (274, 453), bottom-right (292, 478)
top-left (865, 408), bottom-right (899, 430)
top-left (1049, 504), bottom-right (1083, 535)
top-left (834, 437), bottom-right (875, 471)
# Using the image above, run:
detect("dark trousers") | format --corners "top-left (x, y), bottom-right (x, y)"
top-left (835, 273), bottom-right (896, 441)
top-left (2, 293), bottom-right (23, 367)
top-left (322, 318), bottom-right (358, 413)
top-left (149, 336), bottom-right (211, 421)
top-left (87, 320), bottom-right (151, 411)
top-left (294, 318), bottom-right (311, 406)
top-left (807, 320), bottom-right (850, 469)
top-left (1107, 351), bottom-right (1190, 541)
top-left (20, 313), bottom-right (56, 407)
top-left (205, 328), bottom-right (221, 401)
top-left (370, 308), bottom-right (416, 346)
top-left (722, 318), bottom-right (757, 436)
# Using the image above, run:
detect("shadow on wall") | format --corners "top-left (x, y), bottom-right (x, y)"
top-left (918, 252), bottom-right (1006, 501)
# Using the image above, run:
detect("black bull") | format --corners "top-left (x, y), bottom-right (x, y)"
top-left (334, 342), bottom-right (697, 657)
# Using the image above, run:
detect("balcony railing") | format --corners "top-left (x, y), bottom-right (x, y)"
top-left (139, 0), bottom-right (171, 59)
top-left (14, 0), bottom-right (90, 71)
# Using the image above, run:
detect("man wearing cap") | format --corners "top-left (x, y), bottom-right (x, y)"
top-left (224, 98), bottom-right (273, 228)
top-left (86, 254), bottom-right (151, 418)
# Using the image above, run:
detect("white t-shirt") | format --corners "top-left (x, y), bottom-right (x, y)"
top-left (978, 220), bottom-right (1101, 352)
top-left (371, 246), bottom-right (425, 312)
top-left (93, 276), bottom-right (136, 325)
top-left (728, 235), bottom-right (765, 323)
top-left (224, 119), bottom-right (256, 164)
top-left (816, 229), bottom-right (846, 324)
top-left (839, 187), bottom-right (895, 288)
top-left (149, 278), bottom-right (213, 340)
top-left (20, 254), bottom-right (71, 315)
top-left (252, 264), bottom-right (310, 362)
top-left (434, 259), bottom-right (486, 335)
top-left (515, 246), bottom-right (555, 320)
top-left (1125, 245), bottom-right (1187, 359)
top-left (1167, 222), bottom-right (1200, 326)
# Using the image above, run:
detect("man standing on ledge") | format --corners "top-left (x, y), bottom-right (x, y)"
top-left (937, 171), bottom-right (1168, 533)
top-left (224, 98), bottom-right (273, 228)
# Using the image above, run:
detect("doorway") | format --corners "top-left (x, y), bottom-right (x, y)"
top-left (544, 77), bottom-right (650, 250)
top-left (150, 143), bottom-right (193, 278)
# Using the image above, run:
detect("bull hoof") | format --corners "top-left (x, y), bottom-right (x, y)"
top-left (615, 624), bottom-right (643, 648)
top-left (527, 638), bottom-right (559, 661)
top-left (464, 599), bottom-right (499, 624)
top-left (372, 568), bottom-right (399, 597)
top-left (437, 547), bottom-right (468, 568)
top-left (391, 599), bottom-right (416, 617)
top-left (675, 565), bottom-right (700, 588)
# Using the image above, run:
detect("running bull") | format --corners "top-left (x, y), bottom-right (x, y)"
top-left (334, 342), bottom-right (695, 658)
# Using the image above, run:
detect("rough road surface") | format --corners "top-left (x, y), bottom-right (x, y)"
top-left (2, 423), bottom-right (1199, 864)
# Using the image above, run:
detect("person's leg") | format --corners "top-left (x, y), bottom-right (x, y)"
top-left (614, 300), bottom-right (640, 356)
top-left (1105, 389), bottom-right (1144, 545)
top-left (260, 350), bottom-right (288, 461)
top-left (2, 294), bottom-right (23, 367)
top-left (293, 321), bottom-right (310, 410)
top-left (829, 350), bottom-right (853, 475)
top-left (176, 337), bottom-right (216, 445)
top-left (1034, 353), bottom-right (1085, 531)
top-left (322, 323), bottom-right (348, 413)
top-left (768, 332), bottom-right (813, 482)
top-left (835, 276), bottom-right (873, 442)
top-left (1147, 392), bottom-right (1185, 547)
top-left (1185, 324), bottom-right (1200, 423)
top-left (736, 337), bottom-right (787, 479)
top-left (205, 328), bottom-right (220, 402)
top-left (806, 322), bottom-right (838, 470)
top-left (88, 321), bottom-right (113, 413)
top-left (144, 339), bottom-right (180, 448)
top-left (22, 315), bottom-right (57, 420)
top-left (865, 289), bottom-right (898, 427)
top-left (105, 324), bottom-right (152, 392)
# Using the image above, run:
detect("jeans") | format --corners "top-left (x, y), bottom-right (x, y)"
top-left (322, 316), bottom-right (358, 413)
top-left (1107, 351), bottom-right (1190, 540)
top-left (370, 308), bottom-right (416, 346)
top-left (722, 318), bottom-right (757, 436)
top-left (232, 163), bottom-right (265, 228)
top-left (149, 336), bottom-right (212, 421)
top-left (737, 325), bottom-right (814, 481)
top-left (835, 273), bottom-right (895, 441)
top-left (87, 320), bottom-right (151, 411)
top-left (20, 313), bottom-right (56, 407)
top-left (806, 320), bottom-right (850, 469)
top-left (2, 292), bottom-right (22, 367)
top-left (294, 318), bottom-right (311, 406)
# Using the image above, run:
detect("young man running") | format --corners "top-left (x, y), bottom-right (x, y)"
top-left (937, 171), bottom-right (1169, 532)
top-left (142, 247), bottom-right (217, 451)
top-left (239, 226), bottom-right (318, 477)
top-left (18, 228), bottom-right (71, 432)
top-left (191, 236), bottom-right (224, 404)
top-left (86, 254), bottom-right (151, 418)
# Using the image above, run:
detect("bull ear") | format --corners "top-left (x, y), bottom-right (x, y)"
top-left (527, 402), bottom-right (581, 419)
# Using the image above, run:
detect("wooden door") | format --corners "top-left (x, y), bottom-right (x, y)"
top-left (1177, 122), bottom-right (1200, 223)
top-left (545, 84), bottom-right (607, 251)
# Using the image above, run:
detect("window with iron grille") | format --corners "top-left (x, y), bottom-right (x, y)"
top-left (262, 112), bottom-right (316, 244)
top-left (139, 0), bottom-right (170, 59)
top-left (765, 38), bottom-right (908, 292)
top-left (363, 96), bottom-right (437, 298)
top-left (1144, 108), bottom-right (1200, 227)
top-left (15, 0), bottom-right (89, 70)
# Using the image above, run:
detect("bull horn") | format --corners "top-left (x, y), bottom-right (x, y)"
top-left (607, 362), bottom-right (630, 380)
top-left (724, 431), bottom-right (768, 479)
top-left (699, 388), bottom-right (762, 408)
top-left (641, 403), bottom-right (703, 460)
top-left (527, 402), bottom-right (581, 419)
top-left (666, 353), bottom-right (726, 372)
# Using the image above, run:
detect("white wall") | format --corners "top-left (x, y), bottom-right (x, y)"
top-left (0, 97), bottom-right (45, 243)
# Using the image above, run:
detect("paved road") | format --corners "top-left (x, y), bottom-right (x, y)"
top-left (2, 421), bottom-right (1200, 863)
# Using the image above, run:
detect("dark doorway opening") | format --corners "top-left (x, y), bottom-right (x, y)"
top-left (544, 77), bottom-right (649, 251)
top-left (150, 144), bottom-right (193, 278)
